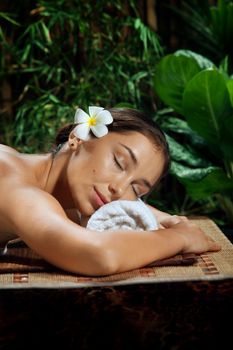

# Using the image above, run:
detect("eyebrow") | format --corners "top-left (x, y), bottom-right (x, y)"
top-left (119, 143), bottom-right (152, 190)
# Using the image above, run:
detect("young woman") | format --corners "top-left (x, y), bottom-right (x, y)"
top-left (0, 107), bottom-right (221, 275)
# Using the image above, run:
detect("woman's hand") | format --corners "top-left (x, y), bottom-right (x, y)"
top-left (146, 204), bottom-right (189, 228)
top-left (146, 204), bottom-right (175, 227)
top-left (158, 214), bottom-right (188, 229)
top-left (161, 217), bottom-right (221, 254)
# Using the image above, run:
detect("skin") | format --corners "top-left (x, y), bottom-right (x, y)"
top-left (0, 131), bottom-right (221, 275)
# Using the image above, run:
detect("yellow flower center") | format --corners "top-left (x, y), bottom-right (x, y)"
top-left (88, 116), bottom-right (97, 126)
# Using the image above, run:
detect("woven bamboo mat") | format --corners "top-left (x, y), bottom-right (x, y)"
top-left (0, 217), bottom-right (232, 289)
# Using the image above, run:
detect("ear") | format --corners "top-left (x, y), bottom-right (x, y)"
top-left (68, 131), bottom-right (83, 151)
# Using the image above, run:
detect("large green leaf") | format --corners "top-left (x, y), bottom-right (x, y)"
top-left (223, 74), bottom-right (233, 149)
top-left (171, 161), bottom-right (233, 199)
top-left (154, 54), bottom-right (200, 114)
top-left (166, 134), bottom-right (210, 167)
top-left (171, 161), bottom-right (218, 181)
top-left (227, 78), bottom-right (233, 107)
top-left (161, 116), bottom-right (207, 150)
top-left (182, 69), bottom-right (233, 157)
top-left (161, 117), bottom-right (192, 135)
top-left (174, 49), bottom-right (215, 69)
top-left (221, 113), bottom-right (233, 160)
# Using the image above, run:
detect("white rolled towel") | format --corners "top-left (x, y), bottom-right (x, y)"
top-left (86, 199), bottom-right (158, 231)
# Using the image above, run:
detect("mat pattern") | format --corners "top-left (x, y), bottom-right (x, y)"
top-left (0, 217), bottom-right (232, 288)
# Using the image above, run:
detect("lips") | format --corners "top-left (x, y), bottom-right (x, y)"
top-left (93, 187), bottom-right (109, 207)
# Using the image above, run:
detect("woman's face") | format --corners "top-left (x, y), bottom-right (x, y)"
top-left (67, 131), bottom-right (165, 217)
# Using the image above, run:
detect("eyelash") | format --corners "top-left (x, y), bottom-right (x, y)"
top-left (113, 155), bottom-right (123, 170)
top-left (113, 155), bottom-right (138, 197)
top-left (132, 186), bottom-right (138, 197)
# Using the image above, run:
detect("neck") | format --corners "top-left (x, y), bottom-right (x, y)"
top-left (46, 145), bottom-right (76, 209)
top-left (26, 145), bottom-right (75, 209)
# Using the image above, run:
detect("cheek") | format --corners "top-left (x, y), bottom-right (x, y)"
top-left (90, 167), bottom-right (108, 180)
top-left (91, 166), bottom-right (102, 177)
top-left (91, 167), bottom-right (107, 180)
top-left (91, 156), bottom-right (113, 177)
top-left (121, 192), bottom-right (136, 201)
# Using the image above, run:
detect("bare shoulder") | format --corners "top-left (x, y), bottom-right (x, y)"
top-left (0, 149), bottom-right (63, 216)
top-left (0, 144), bottom-right (19, 155)
top-left (0, 144), bottom-right (19, 167)
top-left (0, 176), bottom-right (68, 236)
top-left (0, 148), bottom-right (67, 232)
top-left (0, 145), bottom-right (24, 182)
top-left (0, 145), bottom-right (37, 185)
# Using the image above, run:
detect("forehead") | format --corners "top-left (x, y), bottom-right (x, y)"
top-left (106, 131), bottom-right (155, 151)
top-left (99, 131), bottom-right (164, 183)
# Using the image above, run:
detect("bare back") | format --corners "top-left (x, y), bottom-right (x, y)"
top-left (0, 145), bottom-right (39, 242)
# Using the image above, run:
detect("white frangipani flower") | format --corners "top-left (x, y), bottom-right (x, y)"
top-left (73, 106), bottom-right (113, 140)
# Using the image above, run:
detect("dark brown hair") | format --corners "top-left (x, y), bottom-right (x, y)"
top-left (54, 108), bottom-right (170, 183)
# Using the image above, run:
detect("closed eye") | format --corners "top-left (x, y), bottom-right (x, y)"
top-left (113, 154), bottom-right (143, 198)
top-left (132, 184), bottom-right (149, 198)
top-left (131, 185), bottom-right (138, 197)
top-left (113, 155), bottom-right (123, 170)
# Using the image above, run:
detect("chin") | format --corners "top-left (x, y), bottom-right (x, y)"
top-left (73, 188), bottom-right (97, 217)
top-left (77, 201), bottom-right (95, 217)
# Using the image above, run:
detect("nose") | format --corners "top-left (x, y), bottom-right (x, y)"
top-left (108, 179), bottom-right (126, 199)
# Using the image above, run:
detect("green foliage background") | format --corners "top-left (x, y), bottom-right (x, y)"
top-left (0, 0), bottom-right (163, 152)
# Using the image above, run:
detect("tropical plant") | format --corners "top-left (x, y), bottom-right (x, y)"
top-left (167, 0), bottom-right (233, 73)
top-left (153, 49), bottom-right (233, 225)
top-left (0, 0), bottom-right (163, 153)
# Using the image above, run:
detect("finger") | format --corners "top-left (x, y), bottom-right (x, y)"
top-left (158, 224), bottom-right (165, 229)
top-left (178, 216), bottom-right (189, 221)
top-left (205, 234), bottom-right (221, 251)
top-left (160, 216), bottom-right (181, 228)
top-left (209, 241), bottom-right (221, 252)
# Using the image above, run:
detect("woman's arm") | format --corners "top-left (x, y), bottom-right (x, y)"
top-left (100, 219), bottom-right (221, 273)
top-left (2, 184), bottom-right (111, 275)
top-left (2, 184), bottom-right (221, 276)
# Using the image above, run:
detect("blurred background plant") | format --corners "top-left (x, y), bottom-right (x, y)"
top-left (0, 0), bottom-right (163, 153)
top-left (163, 0), bottom-right (233, 72)
top-left (153, 49), bottom-right (233, 225)
top-left (151, 0), bottom-right (233, 228)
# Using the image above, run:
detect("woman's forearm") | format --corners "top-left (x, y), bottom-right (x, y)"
top-left (19, 217), bottom-right (219, 276)
top-left (95, 220), bottom-right (220, 275)
top-left (98, 227), bottom-right (186, 273)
